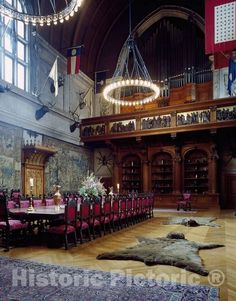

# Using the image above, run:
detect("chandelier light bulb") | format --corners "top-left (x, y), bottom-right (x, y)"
top-left (0, 0), bottom-right (83, 26)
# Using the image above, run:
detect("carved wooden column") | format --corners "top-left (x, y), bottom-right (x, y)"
top-left (209, 144), bottom-right (218, 194)
top-left (113, 159), bottom-right (121, 193)
top-left (173, 147), bottom-right (182, 194)
top-left (142, 160), bottom-right (149, 192)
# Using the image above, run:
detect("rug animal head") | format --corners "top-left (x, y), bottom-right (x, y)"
top-left (166, 232), bottom-right (185, 239)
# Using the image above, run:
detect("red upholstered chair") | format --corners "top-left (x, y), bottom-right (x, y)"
top-left (177, 193), bottom-right (191, 211)
top-left (0, 194), bottom-right (28, 251)
top-left (45, 198), bottom-right (54, 206)
top-left (47, 199), bottom-right (77, 250)
top-left (120, 198), bottom-right (128, 228)
top-left (33, 199), bottom-right (43, 207)
top-left (7, 200), bottom-right (16, 209)
top-left (111, 199), bottom-right (120, 231)
top-left (19, 199), bottom-right (30, 208)
top-left (77, 203), bottom-right (91, 244)
top-left (101, 201), bottom-right (112, 235)
top-left (91, 202), bottom-right (102, 239)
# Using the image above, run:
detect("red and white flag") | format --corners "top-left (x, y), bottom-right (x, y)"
top-left (205, 0), bottom-right (236, 54)
top-left (67, 47), bottom-right (81, 75)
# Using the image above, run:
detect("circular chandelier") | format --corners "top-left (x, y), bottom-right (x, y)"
top-left (103, 0), bottom-right (160, 106)
top-left (0, 0), bottom-right (83, 26)
top-left (103, 78), bottom-right (160, 106)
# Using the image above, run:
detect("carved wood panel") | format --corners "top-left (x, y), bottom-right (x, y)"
top-left (25, 165), bottom-right (44, 197)
top-left (22, 145), bottom-right (56, 197)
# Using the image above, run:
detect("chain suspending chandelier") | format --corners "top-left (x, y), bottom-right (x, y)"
top-left (0, 0), bottom-right (83, 26)
top-left (103, 0), bottom-right (160, 106)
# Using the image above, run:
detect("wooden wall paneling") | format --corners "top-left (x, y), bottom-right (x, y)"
top-left (225, 173), bottom-right (236, 209)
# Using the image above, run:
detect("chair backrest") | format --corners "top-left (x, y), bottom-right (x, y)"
top-left (45, 198), bottom-right (54, 206)
top-left (19, 200), bottom-right (30, 208)
top-left (120, 199), bottom-right (126, 212)
top-left (92, 202), bottom-right (101, 217)
top-left (79, 203), bottom-right (91, 220)
top-left (127, 198), bottom-right (132, 211)
top-left (7, 200), bottom-right (16, 209)
top-left (11, 191), bottom-right (21, 200)
top-left (33, 199), bottom-right (43, 207)
top-left (183, 193), bottom-right (191, 201)
top-left (103, 201), bottom-right (111, 215)
top-left (65, 199), bottom-right (77, 225)
top-left (112, 199), bottom-right (119, 214)
top-left (0, 194), bottom-right (9, 223)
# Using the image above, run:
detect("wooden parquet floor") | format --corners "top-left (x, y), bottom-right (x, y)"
top-left (1, 209), bottom-right (235, 301)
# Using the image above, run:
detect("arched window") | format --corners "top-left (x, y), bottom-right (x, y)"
top-left (0, 0), bottom-right (29, 91)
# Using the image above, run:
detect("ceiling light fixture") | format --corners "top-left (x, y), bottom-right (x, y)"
top-left (103, 0), bottom-right (160, 106)
top-left (0, 0), bottom-right (83, 26)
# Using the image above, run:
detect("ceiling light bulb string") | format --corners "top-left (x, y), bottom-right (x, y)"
top-left (0, 0), bottom-right (83, 26)
top-left (103, 0), bottom-right (160, 106)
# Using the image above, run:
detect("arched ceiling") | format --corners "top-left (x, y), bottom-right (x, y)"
top-left (38, 0), bottom-right (205, 80)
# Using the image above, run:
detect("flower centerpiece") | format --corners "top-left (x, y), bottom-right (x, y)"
top-left (79, 173), bottom-right (106, 203)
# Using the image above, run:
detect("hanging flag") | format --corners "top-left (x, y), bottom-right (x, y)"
top-left (49, 58), bottom-right (58, 96)
top-left (95, 71), bottom-right (106, 94)
top-left (228, 58), bottom-right (236, 95)
top-left (67, 47), bottom-right (81, 75)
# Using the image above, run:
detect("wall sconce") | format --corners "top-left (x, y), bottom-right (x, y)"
top-left (35, 105), bottom-right (49, 120)
top-left (70, 122), bottom-right (79, 133)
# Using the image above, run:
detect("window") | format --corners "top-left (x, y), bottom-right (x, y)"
top-left (0, 0), bottom-right (29, 91)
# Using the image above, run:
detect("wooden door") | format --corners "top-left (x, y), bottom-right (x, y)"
top-left (22, 145), bottom-right (56, 197)
top-left (25, 166), bottom-right (44, 197)
top-left (225, 173), bottom-right (236, 209)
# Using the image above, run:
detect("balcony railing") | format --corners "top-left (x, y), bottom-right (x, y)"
top-left (80, 98), bottom-right (236, 142)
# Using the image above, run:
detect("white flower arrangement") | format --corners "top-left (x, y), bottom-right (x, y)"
top-left (79, 173), bottom-right (106, 201)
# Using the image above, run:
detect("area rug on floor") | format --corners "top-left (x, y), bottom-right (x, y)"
top-left (97, 232), bottom-right (224, 276)
top-left (164, 217), bottom-right (220, 227)
top-left (0, 256), bottom-right (219, 301)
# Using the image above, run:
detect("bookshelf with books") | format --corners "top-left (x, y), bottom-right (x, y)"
top-left (151, 152), bottom-right (173, 194)
top-left (121, 154), bottom-right (142, 193)
top-left (184, 149), bottom-right (208, 194)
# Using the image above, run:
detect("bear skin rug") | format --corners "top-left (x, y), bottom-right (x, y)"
top-left (164, 217), bottom-right (220, 227)
top-left (97, 232), bottom-right (224, 276)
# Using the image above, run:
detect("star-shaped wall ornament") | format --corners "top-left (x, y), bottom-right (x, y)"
top-left (97, 232), bottom-right (224, 276)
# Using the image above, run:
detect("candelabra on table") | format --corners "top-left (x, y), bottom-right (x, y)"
top-left (27, 184), bottom-right (35, 212)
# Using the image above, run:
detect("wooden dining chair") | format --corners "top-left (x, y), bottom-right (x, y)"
top-left (77, 203), bottom-right (91, 244)
top-left (47, 199), bottom-right (77, 250)
top-left (91, 202), bottom-right (102, 239)
top-left (101, 200), bottom-right (112, 235)
top-left (0, 194), bottom-right (28, 251)
top-left (177, 193), bottom-right (192, 211)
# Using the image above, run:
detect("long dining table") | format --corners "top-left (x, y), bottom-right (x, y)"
top-left (9, 205), bottom-right (66, 243)
top-left (9, 205), bottom-right (65, 219)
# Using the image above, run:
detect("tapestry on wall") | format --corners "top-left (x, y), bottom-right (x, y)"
top-left (97, 232), bottom-right (224, 276)
top-left (44, 137), bottom-right (92, 193)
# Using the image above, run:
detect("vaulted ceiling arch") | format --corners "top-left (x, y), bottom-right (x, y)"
top-left (134, 5), bottom-right (205, 37)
